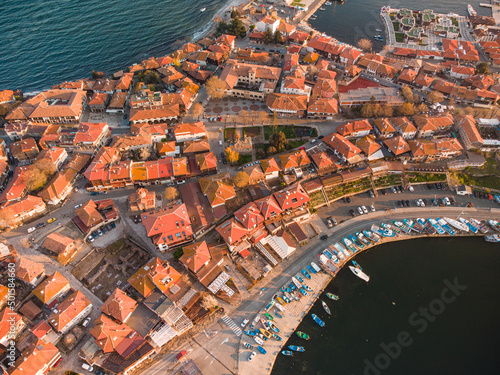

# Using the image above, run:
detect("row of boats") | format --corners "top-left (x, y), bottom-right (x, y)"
top-left (318, 217), bottom-right (500, 281)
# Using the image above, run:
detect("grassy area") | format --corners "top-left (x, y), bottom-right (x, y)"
top-left (237, 154), bottom-right (253, 165)
top-left (457, 156), bottom-right (500, 190)
top-left (373, 174), bottom-right (402, 188)
top-left (395, 33), bottom-right (404, 42)
top-left (406, 173), bottom-right (446, 183)
top-left (264, 125), bottom-right (296, 140)
top-left (390, 14), bottom-right (395, 21)
top-left (288, 140), bottom-right (307, 149)
top-left (309, 190), bottom-right (326, 208)
top-left (451, 18), bottom-right (458, 26)
top-left (393, 22), bottom-right (400, 32)
top-left (224, 128), bottom-right (235, 141)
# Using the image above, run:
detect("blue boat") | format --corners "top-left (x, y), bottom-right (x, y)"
top-left (288, 345), bottom-right (305, 352)
top-left (299, 287), bottom-right (308, 296)
top-left (257, 346), bottom-right (267, 355)
top-left (323, 249), bottom-right (334, 259)
top-left (275, 311), bottom-right (283, 319)
top-left (417, 218), bottom-right (437, 234)
top-left (296, 275), bottom-right (304, 283)
top-left (307, 264), bottom-right (317, 274)
top-left (459, 218), bottom-right (478, 234)
top-left (371, 224), bottom-right (395, 237)
top-left (268, 321), bottom-right (280, 333)
top-left (303, 284), bottom-right (313, 292)
top-left (349, 234), bottom-right (364, 249)
top-left (302, 269), bottom-right (311, 279)
top-left (381, 222), bottom-right (400, 234)
top-left (363, 230), bottom-right (381, 243)
top-left (282, 350), bottom-right (294, 356)
top-left (334, 242), bottom-right (351, 258)
top-left (282, 294), bottom-right (291, 304)
top-left (245, 330), bottom-right (257, 336)
top-left (437, 218), bottom-right (456, 235)
top-left (495, 195), bottom-right (500, 204)
top-left (343, 237), bottom-right (358, 253)
top-left (311, 314), bottom-right (325, 328)
top-left (352, 260), bottom-right (362, 270)
top-left (427, 218), bottom-right (445, 234)
top-left (272, 333), bottom-right (282, 341)
top-left (244, 342), bottom-right (253, 349)
top-left (289, 283), bottom-right (297, 291)
top-left (355, 231), bottom-right (371, 246)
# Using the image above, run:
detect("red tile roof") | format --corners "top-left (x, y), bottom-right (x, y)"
top-left (101, 288), bottom-right (137, 322)
top-left (48, 290), bottom-right (92, 332)
top-left (141, 204), bottom-right (193, 247)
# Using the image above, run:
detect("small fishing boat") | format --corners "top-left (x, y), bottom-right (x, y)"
top-left (437, 218), bottom-right (456, 235)
top-left (459, 218), bottom-right (478, 234)
top-left (310, 15), bottom-right (317, 20)
top-left (280, 286), bottom-right (291, 293)
top-left (259, 328), bottom-right (271, 339)
top-left (343, 237), bottom-right (358, 253)
top-left (468, 4), bottom-right (477, 17)
top-left (488, 219), bottom-right (500, 232)
top-left (393, 220), bottom-right (411, 234)
top-left (371, 224), bottom-right (395, 237)
top-left (299, 287), bottom-right (308, 296)
top-left (381, 222), bottom-right (400, 234)
top-left (331, 245), bottom-right (346, 260)
top-left (302, 269), bottom-right (311, 280)
top-left (444, 217), bottom-right (469, 232)
top-left (326, 292), bottom-right (339, 300)
top-left (250, 315), bottom-right (260, 329)
top-left (303, 284), bottom-right (313, 292)
top-left (268, 321), bottom-right (280, 333)
top-left (292, 277), bottom-right (302, 288)
top-left (322, 300), bottom-right (331, 315)
top-left (323, 249), bottom-right (339, 263)
top-left (244, 342), bottom-right (254, 349)
top-left (282, 294), bottom-right (291, 304)
top-left (289, 345), bottom-right (305, 352)
top-left (275, 302), bottom-right (285, 312)
top-left (245, 330), bottom-right (257, 336)
top-left (265, 300), bottom-right (275, 311)
top-left (485, 234), bottom-right (500, 242)
top-left (293, 290), bottom-right (302, 300)
top-left (355, 231), bottom-right (371, 246)
top-left (275, 310), bottom-right (283, 319)
top-left (277, 296), bottom-right (286, 306)
top-left (470, 218), bottom-right (489, 233)
top-left (282, 350), bottom-right (294, 356)
top-left (325, 1), bottom-right (332, 5)
top-left (375, 28), bottom-right (382, 31)
top-left (296, 331), bottom-right (310, 340)
top-left (311, 262), bottom-right (321, 273)
top-left (495, 195), bottom-right (500, 204)
top-left (259, 317), bottom-right (267, 327)
top-left (352, 260), bottom-right (362, 270)
top-left (349, 266), bottom-right (370, 282)
top-left (257, 346), bottom-right (267, 355)
top-left (254, 336), bottom-right (264, 345)
top-left (307, 264), bottom-right (317, 274)
top-left (349, 234), bottom-right (364, 249)
top-left (363, 230), bottom-right (381, 243)
top-left (334, 242), bottom-right (351, 258)
top-left (319, 7), bottom-right (326, 10)
top-left (427, 218), bottom-right (445, 235)
top-left (265, 313), bottom-right (274, 321)
top-left (404, 219), bottom-right (423, 233)
top-left (272, 333), bottom-right (282, 341)
top-left (417, 218), bottom-right (437, 234)
top-left (295, 275), bottom-right (304, 284)
top-left (317, 254), bottom-right (338, 274)
top-left (311, 314), bottom-right (325, 327)
top-left (289, 283), bottom-right (297, 291)
top-left (200, 7), bottom-right (206, 12)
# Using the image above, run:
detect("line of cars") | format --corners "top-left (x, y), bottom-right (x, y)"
top-left (396, 196), bottom-right (455, 208)
top-left (27, 217), bottom-right (57, 233)
top-left (87, 222), bottom-right (116, 243)
top-left (350, 204), bottom-right (376, 217)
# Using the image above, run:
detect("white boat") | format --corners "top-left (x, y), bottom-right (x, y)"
top-left (317, 254), bottom-right (338, 274)
top-left (275, 302), bottom-right (285, 312)
top-left (200, 7), bottom-right (206, 12)
top-left (291, 277), bottom-right (302, 289)
top-left (253, 336), bottom-right (265, 345)
top-left (485, 234), bottom-right (500, 242)
top-left (334, 242), bottom-right (351, 258)
top-left (349, 266), bottom-right (370, 282)
top-left (467, 4), bottom-right (477, 17)
top-left (459, 218), bottom-right (478, 233)
top-left (470, 218), bottom-right (489, 233)
top-left (319, 7), bottom-right (326, 11)
top-left (488, 220), bottom-right (500, 232)
top-left (325, 1), bottom-right (332, 5)
top-left (437, 218), bottom-right (456, 236)
top-left (444, 217), bottom-right (469, 232)
top-left (311, 262), bottom-right (321, 273)
top-left (363, 230), bottom-right (381, 243)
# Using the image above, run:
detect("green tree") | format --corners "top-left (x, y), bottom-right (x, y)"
top-left (476, 62), bottom-right (489, 75)
top-left (230, 9), bottom-right (239, 19)
top-left (270, 131), bottom-right (288, 152)
top-left (228, 17), bottom-right (247, 38)
top-left (263, 29), bottom-right (274, 44)
top-left (274, 30), bottom-right (283, 44)
top-left (173, 248), bottom-right (184, 260)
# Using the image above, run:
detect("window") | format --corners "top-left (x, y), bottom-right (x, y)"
top-left (291, 198), bottom-right (298, 203)
top-left (176, 233), bottom-right (181, 238)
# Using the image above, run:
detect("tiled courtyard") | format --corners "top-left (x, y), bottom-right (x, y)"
top-left (204, 97), bottom-right (269, 116)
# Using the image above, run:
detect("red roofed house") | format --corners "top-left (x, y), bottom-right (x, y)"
top-left (254, 195), bottom-right (283, 221)
top-left (234, 202), bottom-right (265, 230)
top-left (199, 172), bottom-right (236, 208)
top-left (450, 65), bottom-right (475, 80)
top-left (101, 288), bottom-right (137, 323)
top-left (260, 158), bottom-right (280, 179)
top-left (73, 122), bottom-right (110, 150)
top-left (216, 218), bottom-right (249, 253)
top-left (15, 257), bottom-right (45, 286)
top-left (384, 136), bottom-right (411, 156)
top-left (0, 308), bottom-right (26, 346)
top-left (309, 150), bottom-right (339, 175)
top-left (414, 113), bottom-right (454, 137)
top-left (35, 147), bottom-right (68, 170)
top-left (128, 257), bottom-right (181, 297)
top-left (128, 187), bottom-right (156, 211)
top-left (278, 149), bottom-right (311, 172)
top-left (7, 339), bottom-right (61, 375)
top-left (391, 117), bottom-right (418, 139)
top-left (9, 138), bottom-right (39, 162)
top-left (266, 93), bottom-right (308, 117)
top-left (173, 121), bottom-right (207, 142)
top-left (256, 16), bottom-right (280, 33)
top-left (340, 48), bottom-right (362, 66)
top-left (273, 183), bottom-right (310, 212)
top-left (307, 98), bottom-right (338, 119)
top-left (142, 203), bottom-right (193, 251)
top-left (336, 119), bottom-right (372, 138)
top-left (196, 151), bottom-right (218, 174)
top-left (32, 271), bottom-right (71, 305)
top-left (47, 290), bottom-right (92, 334)
top-left (179, 241), bottom-right (224, 286)
top-left (455, 115), bottom-right (484, 150)
top-left (355, 135), bottom-right (383, 160)
top-left (0, 195), bottom-right (47, 226)
top-left (41, 232), bottom-right (76, 257)
top-left (323, 132), bottom-right (364, 164)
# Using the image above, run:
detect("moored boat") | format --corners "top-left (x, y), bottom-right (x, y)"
top-left (299, 287), bottom-right (308, 296)
top-left (381, 222), bottom-right (400, 234)
top-left (437, 218), bottom-right (456, 235)
top-left (302, 269), bottom-right (311, 279)
top-left (303, 284), bottom-right (313, 292)
top-left (371, 224), bottom-right (395, 237)
top-left (444, 217), bottom-right (469, 232)
top-left (307, 264), bottom-right (317, 274)
top-left (311, 262), bottom-right (321, 273)
top-left (318, 253), bottom-right (338, 274)
top-left (250, 315), bottom-right (260, 328)
top-left (488, 219), bottom-right (500, 232)
top-left (282, 293), bottom-right (291, 303)
top-left (468, 4), bottom-right (477, 17)
top-left (352, 260), bottom-right (362, 270)
top-left (257, 346), bottom-right (267, 355)
top-left (330, 246), bottom-right (345, 261)
top-left (282, 350), bottom-right (294, 356)
top-left (265, 300), bottom-right (275, 311)
top-left (494, 195), bottom-right (500, 204)
top-left (356, 231), bottom-right (371, 246)
top-left (334, 242), bottom-right (350, 258)
top-left (244, 342), bottom-right (253, 349)
top-left (245, 330), bottom-right (257, 336)
top-left (259, 328), bottom-right (271, 339)
top-left (277, 297), bottom-right (286, 306)
top-left (265, 312), bottom-right (274, 321)
top-left (393, 220), bottom-right (411, 234)
top-left (363, 230), bottom-right (381, 243)
top-left (343, 237), bottom-right (358, 253)
top-left (272, 333), bottom-right (282, 341)
top-left (291, 277), bottom-right (301, 288)
top-left (427, 218), bottom-right (445, 235)
top-left (296, 274), bottom-right (304, 283)
top-left (485, 234), bottom-right (500, 242)
top-left (275, 310), bottom-right (283, 319)
top-left (417, 218), bottom-right (437, 234)
top-left (275, 302), bottom-right (285, 312)
top-left (470, 218), bottom-right (489, 233)
top-left (349, 234), bottom-right (364, 249)
top-left (349, 266), bottom-right (370, 282)
top-left (459, 218), bottom-right (478, 234)
top-left (326, 292), bottom-right (339, 300)
top-left (288, 345), bottom-right (305, 352)
top-left (268, 321), bottom-right (280, 333)
top-left (296, 331), bottom-right (310, 340)
top-left (254, 336), bottom-right (264, 345)
top-left (311, 314), bottom-right (325, 327)
top-left (404, 219), bottom-right (423, 233)
top-left (322, 300), bottom-right (331, 315)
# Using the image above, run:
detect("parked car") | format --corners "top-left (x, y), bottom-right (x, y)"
top-left (345, 196), bottom-right (351, 203)
top-left (91, 192), bottom-right (99, 195)
top-left (101, 226), bottom-right (108, 234)
top-left (391, 187), bottom-right (397, 194)
top-left (326, 217), bottom-right (335, 228)
top-left (75, 204), bottom-right (82, 209)
top-left (361, 205), bottom-right (368, 214)
top-left (110, 222), bottom-right (116, 228)
top-left (47, 217), bottom-right (56, 224)
top-left (369, 190), bottom-right (374, 198)
top-left (350, 209), bottom-right (356, 217)
top-left (408, 185), bottom-right (414, 192)
top-left (320, 235), bottom-right (328, 240)
top-left (97, 229), bottom-right (103, 236)
top-left (27, 227), bottom-right (36, 233)
top-left (82, 317), bottom-right (92, 327)
top-left (82, 363), bottom-right (93, 372)
top-left (177, 180), bottom-right (186, 185)
top-left (87, 236), bottom-right (94, 243)
top-left (241, 319), bottom-right (249, 328)
top-left (370, 204), bottom-right (375, 212)
top-left (92, 232), bottom-right (99, 239)
top-left (357, 206), bottom-right (364, 215)
top-left (248, 351), bottom-right (256, 361)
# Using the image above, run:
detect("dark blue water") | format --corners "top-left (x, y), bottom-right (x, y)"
top-left (0, 0), bottom-right (227, 92)
top-left (310, 0), bottom-right (491, 51)
top-left (272, 237), bottom-right (500, 375)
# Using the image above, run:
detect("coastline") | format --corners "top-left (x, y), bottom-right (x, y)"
top-left (238, 213), bottom-right (496, 375)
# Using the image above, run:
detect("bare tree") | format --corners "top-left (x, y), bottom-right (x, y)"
top-left (233, 171), bottom-right (249, 188)
top-left (164, 186), bottom-right (179, 201)
top-left (139, 148), bottom-right (151, 160)
top-left (205, 76), bottom-right (227, 101)
top-left (201, 294), bottom-right (218, 310)
top-left (259, 111), bottom-right (269, 125)
top-left (240, 110), bottom-right (250, 126)
top-left (191, 102), bottom-right (204, 119)
top-left (225, 147), bottom-right (239, 164)
top-left (357, 38), bottom-right (373, 52)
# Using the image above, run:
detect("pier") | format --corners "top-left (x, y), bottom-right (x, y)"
top-left (294, 0), bottom-right (327, 24)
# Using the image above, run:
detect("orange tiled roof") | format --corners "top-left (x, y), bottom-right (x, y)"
top-left (216, 218), bottom-right (248, 245)
top-left (128, 257), bottom-right (182, 297)
top-left (384, 136), bottom-right (411, 155)
top-left (9, 340), bottom-right (60, 375)
top-left (32, 271), bottom-right (69, 304)
top-left (141, 204), bottom-right (193, 247)
top-left (100, 288), bottom-right (137, 323)
top-left (48, 290), bottom-right (91, 332)
top-left (179, 241), bottom-right (211, 273)
top-left (336, 119), bottom-right (372, 137)
top-left (356, 135), bottom-right (382, 156)
top-left (15, 257), bottom-right (44, 284)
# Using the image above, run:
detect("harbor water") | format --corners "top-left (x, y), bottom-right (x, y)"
top-left (271, 237), bottom-right (500, 375)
